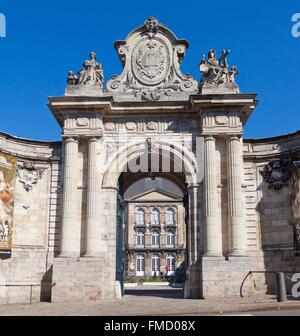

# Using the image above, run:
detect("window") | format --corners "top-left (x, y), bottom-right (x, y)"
top-left (166, 255), bottom-right (176, 275)
top-left (151, 209), bottom-right (160, 225)
top-left (136, 231), bottom-right (145, 247)
top-left (136, 255), bottom-right (145, 276)
top-left (151, 231), bottom-right (160, 248)
top-left (166, 208), bottom-right (175, 225)
top-left (166, 231), bottom-right (175, 247)
top-left (136, 208), bottom-right (145, 225)
top-left (151, 254), bottom-right (160, 276)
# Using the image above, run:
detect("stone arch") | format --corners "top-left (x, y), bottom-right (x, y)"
top-left (102, 139), bottom-right (198, 189)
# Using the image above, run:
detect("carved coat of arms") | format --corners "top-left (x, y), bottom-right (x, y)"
top-left (17, 162), bottom-right (44, 191)
top-left (133, 39), bottom-right (169, 85)
top-left (260, 159), bottom-right (292, 191)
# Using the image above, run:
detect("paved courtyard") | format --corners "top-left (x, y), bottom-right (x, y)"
top-left (0, 286), bottom-right (300, 316)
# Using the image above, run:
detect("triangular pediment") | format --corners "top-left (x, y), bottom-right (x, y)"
top-left (127, 188), bottom-right (182, 202)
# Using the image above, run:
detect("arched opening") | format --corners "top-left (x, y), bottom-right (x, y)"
top-left (136, 208), bottom-right (145, 225)
top-left (166, 208), bottom-right (175, 225)
top-left (151, 231), bottom-right (160, 248)
top-left (166, 254), bottom-right (176, 276)
top-left (151, 209), bottom-right (160, 225)
top-left (136, 231), bottom-right (145, 248)
top-left (166, 230), bottom-right (175, 248)
top-left (104, 140), bottom-right (199, 298)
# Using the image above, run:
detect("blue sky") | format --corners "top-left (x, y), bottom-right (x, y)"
top-left (0, 0), bottom-right (299, 141)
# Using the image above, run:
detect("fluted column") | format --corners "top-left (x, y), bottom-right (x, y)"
top-left (227, 136), bottom-right (246, 255)
top-left (60, 136), bottom-right (80, 257)
top-left (85, 137), bottom-right (102, 257)
top-left (203, 136), bottom-right (222, 256)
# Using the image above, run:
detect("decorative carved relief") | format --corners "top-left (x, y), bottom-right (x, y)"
top-left (17, 162), bottom-right (45, 191)
top-left (106, 16), bottom-right (198, 101)
top-left (105, 142), bottom-right (117, 163)
top-left (104, 118), bottom-right (199, 133)
top-left (76, 117), bottom-right (89, 127)
top-left (260, 159), bottom-right (292, 191)
top-left (105, 123), bottom-right (116, 131)
top-left (147, 122), bottom-right (158, 131)
top-left (215, 115), bottom-right (228, 125)
top-left (126, 122), bottom-right (136, 131)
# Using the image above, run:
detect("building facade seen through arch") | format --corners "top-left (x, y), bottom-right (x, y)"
top-left (125, 188), bottom-right (186, 278)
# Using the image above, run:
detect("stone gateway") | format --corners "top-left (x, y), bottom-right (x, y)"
top-left (0, 17), bottom-right (300, 303)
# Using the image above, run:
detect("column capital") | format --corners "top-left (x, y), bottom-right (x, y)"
top-left (204, 135), bottom-right (216, 142)
top-left (87, 136), bottom-right (102, 144)
top-left (62, 136), bottom-right (79, 144)
top-left (227, 135), bottom-right (242, 141)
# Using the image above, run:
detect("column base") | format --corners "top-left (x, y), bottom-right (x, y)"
top-left (228, 251), bottom-right (248, 257)
top-left (58, 252), bottom-right (80, 258)
top-left (201, 255), bottom-right (252, 298)
top-left (203, 252), bottom-right (224, 257)
top-left (82, 253), bottom-right (103, 258)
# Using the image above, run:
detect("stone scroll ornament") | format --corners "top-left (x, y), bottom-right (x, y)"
top-left (199, 49), bottom-right (240, 93)
top-left (17, 162), bottom-right (45, 192)
top-left (65, 52), bottom-right (104, 96)
top-left (260, 159), bottom-right (292, 191)
top-left (106, 16), bottom-right (198, 101)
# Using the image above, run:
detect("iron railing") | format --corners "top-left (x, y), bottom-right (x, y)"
top-left (0, 283), bottom-right (55, 305)
top-left (240, 271), bottom-right (300, 302)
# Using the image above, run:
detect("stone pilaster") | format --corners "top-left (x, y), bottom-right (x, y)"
top-left (60, 136), bottom-right (80, 257)
top-left (203, 136), bottom-right (222, 256)
top-left (85, 137), bottom-right (102, 257)
top-left (187, 185), bottom-right (199, 263)
top-left (227, 136), bottom-right (246, 255)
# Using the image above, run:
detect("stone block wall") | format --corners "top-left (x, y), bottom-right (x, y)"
top-left (242, 133), bottom-right (300, 295)
top-left (0, 133), bottom-right (61, 304)
top-left (52, 257), bottom-right (115, 302)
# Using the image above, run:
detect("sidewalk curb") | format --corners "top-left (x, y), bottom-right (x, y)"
top-left (152, 302), bottom-right (300, 316)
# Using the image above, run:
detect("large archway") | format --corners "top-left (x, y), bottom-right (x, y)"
top-left (102, 139), bottom-right (201, 298)
top-left (49, 16), bottom-right (257, 303)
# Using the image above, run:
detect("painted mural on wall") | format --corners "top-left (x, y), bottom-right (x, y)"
top-left (292, 161), bottom-right (300, 254)
top-left (0, 152), bottom-right (16, 255)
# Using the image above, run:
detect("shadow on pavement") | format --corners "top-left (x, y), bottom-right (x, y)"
top-left (124, 287), bottom-right (183, 299)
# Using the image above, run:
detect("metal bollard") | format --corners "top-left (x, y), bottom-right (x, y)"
top-left (276, 272), bottom-right (287, 302)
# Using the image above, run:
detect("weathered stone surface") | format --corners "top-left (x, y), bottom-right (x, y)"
top-left (1, 18), bottom-right (300, 305)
